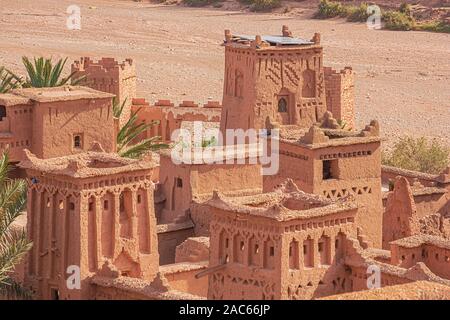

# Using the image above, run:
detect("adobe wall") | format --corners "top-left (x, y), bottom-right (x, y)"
top-left (159, 154), bottom-right (262, 224)
top-left (265, 139), bottom-right (383, 248)
top-left (160, 262), bottom-right (208, 297)
top-left (91, 276), bottom-right (205, 300)
top-left (321, 281), bottom-right (450, 300)
top-left (31, 98), bottom-right (115, 158)
top-left (349, 265), bottom-right (410, 292)
top-left (71, 57), bottom-right (136, 127)
top-left (381, 165), bottom-right (439, 188)
top-left (0, 103), bottom-right (33, 162)
top-left (391, 242), bottom-right (450, 280)
top-left (207, 205), bottom-right (358, 300)
top-left (175, 237), bottom-right (210, 263)
top-left (220, 43), bottom-right (327, 133)
top-left (22, 159), bottom-right (158, 299)
top-left (157, 222), bottom-right (195, 265)
top-left (324, 67), bottom-right (355, 130)
top-left (383, 176), bottom-right (449, 248)
top-left (131, 99), bottom-right (221, 142)
top-left (280, 218), bottom-right (358, 299)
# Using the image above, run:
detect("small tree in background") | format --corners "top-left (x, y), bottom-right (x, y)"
top-left (383, 136), bottom-right (450, 174)
top-left (0, 152), bottom-right (32, 299)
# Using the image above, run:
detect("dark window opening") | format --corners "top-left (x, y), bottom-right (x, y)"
top-left (176, 177), bottom-right (183, 188)
top-left (88, 202), bottom-right (94, 212)
top-left (137, 194), bottom-right (142, 204)
top-left (0, 106), bottom-right (6, 121)
top-left (318, 242), bottom-right (323, 252)
top-left (104, 200), bottom-right (109, 210)
top-left (278, 98), bottom-right (287, 113)
top-left (69, 202), bottom-right (75, 210)
top-left (322, 160), bottom-right (338, 180)
top-left (119, 194), bottom-right (125, 212)
top-left (50, 288), bottom-right (60, 300)
top-left (73, 135), bottom-right (82, 149)
top-left (269, 246), bottom-right (275, 256)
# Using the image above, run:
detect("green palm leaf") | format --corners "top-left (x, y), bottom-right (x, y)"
top-left (0, 151), bottom-right (32, 300)
top-left (21, 56), bottom-right (85, 88)
top-left (0, 67), bottom-right (22, 93)
top-left (113, 99), bottom-right (170, 159)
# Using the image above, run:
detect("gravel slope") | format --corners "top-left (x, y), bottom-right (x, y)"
top-left (0, 0), bottom-right (449, 149)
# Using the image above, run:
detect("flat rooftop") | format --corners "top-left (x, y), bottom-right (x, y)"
top-left (0, 85), bottom-right (114, 106)
top-left (232, 34), bottom-right (313, 46)
top-left (205, 179), bottom-right (358, 222)
top-left (18, 148), bottom-right (157, 179)
top-left (390, 234), bottom-right (450, 250)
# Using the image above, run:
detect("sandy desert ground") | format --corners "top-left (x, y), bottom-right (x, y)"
top-left (0, 0), bottom-right (449, 149)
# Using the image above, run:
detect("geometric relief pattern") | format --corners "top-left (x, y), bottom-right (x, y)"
top-left (322, 186), bottom-right (373, 199)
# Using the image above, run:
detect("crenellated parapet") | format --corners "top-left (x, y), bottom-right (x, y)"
top-left (324, 66), bottom-right (355, 130)
top-left (130, 98), bottom-right (222, 142)
top-left (72, 57), bottom-right (137, 127)
top-left (18, 144), bottom-right (159, 300)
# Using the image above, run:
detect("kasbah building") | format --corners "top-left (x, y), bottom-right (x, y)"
top-left (1, 26), bottom-right (450, 300)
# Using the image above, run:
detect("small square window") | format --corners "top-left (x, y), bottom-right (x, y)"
top-left (73, 134), bottom-right (83, 149)
top-left (322, 159), bottom-right (338, 180)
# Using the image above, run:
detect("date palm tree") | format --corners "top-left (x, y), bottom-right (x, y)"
top-left (0, 152), bottom-right (32, 299)
top-left (21, 56), bottom-right (85, 88)
top-left (0, 67), bottom-right (22, 93)
top-left (113, 98), bottom-right (169, 159)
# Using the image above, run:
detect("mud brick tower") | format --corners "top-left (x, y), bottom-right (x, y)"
top-left (203, 180), bottom-right (359, 300)
top-left (220, 26), bottom-right (328, 133)
top-left (264, 119), bottom-right (383, 247)
top-left (324, 67), bottom-right (354, 130)
top-left (19, 145), bottom-right (159, 299)
top-left (219, 26), bottom-right (354, 135)
top-left (71, 57), bottom-right (137, 127)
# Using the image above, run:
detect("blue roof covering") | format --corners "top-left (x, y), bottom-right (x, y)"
top-left (235, 34), bottom-right (313, 45)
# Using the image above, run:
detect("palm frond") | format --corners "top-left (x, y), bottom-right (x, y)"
top-left (0, 151), bottom-right (10, 186)
top-left (0, 151), bottom-right (32, 299)
top-left (119, 137), bottom-right (169, 159)
top-left (0, 277), bottom-right (32, 300)
top-left (0, 67), bottom-right (22, 93)
top-left (0, 180), bottom-right (27, 237)
top-left (0, 228), bottom-right (32, 285)
top-left (112, 97), bottom-right (128, 119)
top-left (22, 56), bottom-right (83, 88)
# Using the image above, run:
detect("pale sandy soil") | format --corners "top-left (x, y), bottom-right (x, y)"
top-left (0, 0), bottom-right (449, 149)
